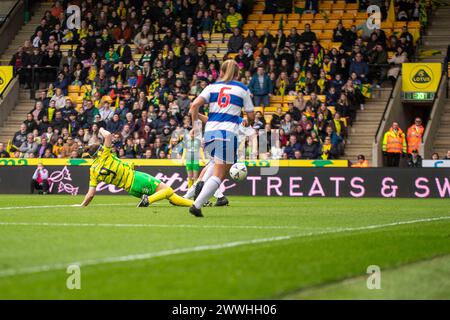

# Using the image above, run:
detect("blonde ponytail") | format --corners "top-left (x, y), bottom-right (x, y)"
top-left (219, 59), bottom-right (240, 83)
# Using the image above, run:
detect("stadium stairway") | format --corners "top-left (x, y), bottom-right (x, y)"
top-left (0, 2), bottom-right (52, 145)
top-left (432, 99), bottom-right (450, 156)
top-left (205, 33), bottom-right (232, 61)
top-left (342, 88), bottom-right (391, 164)
top-left (0, 90), bottom-right (35, 145)
top-left (0, 2), bottom-right (52, 66)
top-left (420, 5), bottom-right (450, 62)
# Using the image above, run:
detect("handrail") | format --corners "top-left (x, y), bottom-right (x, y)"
top-left (0, 1), bottom-right (21, 30)
top-left (374, 77), bottom-right (398, 143)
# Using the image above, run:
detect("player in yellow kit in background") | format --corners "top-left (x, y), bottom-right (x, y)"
top-left (78, 127), bottom-right (193, 208)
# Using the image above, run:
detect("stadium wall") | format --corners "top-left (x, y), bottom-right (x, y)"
top-left (0, 166), bottom-right (449, 198)
top-left (0, 77), bottom-right (19, 127)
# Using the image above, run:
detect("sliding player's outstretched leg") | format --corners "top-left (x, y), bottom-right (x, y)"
top-left (131, 171), bottom-right (193, 207)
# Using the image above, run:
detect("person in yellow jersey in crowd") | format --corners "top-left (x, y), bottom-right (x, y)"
top-left (382, 122), bottom-right (407, 167)
top-left (78, 127), bottom-right (193, 208)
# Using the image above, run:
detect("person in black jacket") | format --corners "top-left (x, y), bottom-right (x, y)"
top-left (41, 49), bottom-right (60, 86)
top-left (301, 135), bottom-right (320, 159)
top-left (408, 149), bottom-right (422, 168)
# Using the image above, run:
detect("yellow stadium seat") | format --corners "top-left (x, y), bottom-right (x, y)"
top-left (320, 3), bottom-right (332, 11)
top-left (253, 106), bottom-right (265, 114)
top-left (319, 31), bottom-right (333, 40)
top-left (322, 22), bottom-right (338, 30)
top-left (68, 85), bottom-right (80, 93)
top-left (342, 12), bottom-right (355, 21)
top-left (248, 14), bottom-right (260, 22)
top-left (332, 3), bottom-right (346, 11)
top-left (260, 14), bottom-right (273, 22)
top-left (408, 21), bottom-right (421, 29)
top-left (345, 3), bottom-right (358, 11)
top-left (394, 21), bottom-right (408, 29)
top-left (287, 13), bottom-right (301, 22)
top-left (327, 12), bottom-right (342, 21)
top-left (301, 13), bottom-right (314, 21)
top-left (355, 12), bottom-right (368, 20)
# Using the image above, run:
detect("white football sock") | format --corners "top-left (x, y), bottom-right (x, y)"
top-left (183, 181), bottom-right (197, 199)
top-left (214, 188), bottom-right (224, 199)
top-left (194, 176), bottom-right (221, 209)
top-left (201, 162), bottom-right (215, 182)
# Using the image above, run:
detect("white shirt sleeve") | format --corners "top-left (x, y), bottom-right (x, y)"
top-left (199, 85), bottom-right (212, 103)
top-left (243, 88), bottom-right (254, 113)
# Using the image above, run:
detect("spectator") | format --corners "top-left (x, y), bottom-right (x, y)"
top-left (382, 122), bottom-right (407, 167)
top-left (351, 154), bottom-right (369, 167)
top-left (301, 135), bottom-right (320, 159)
top-left (408, 149), bottom-right (422, 168)
top-left (0, 143), bottom-right (10, 158)
top-left (388, 46), bottom-right (408, 85)
top-left (320, 136), bottom-right (338, 160)
top-left (248, 67), bottom-right (273, 107)
top-left (304, 0), bottom-right (319, 13)
top-left (406, 117), bottom-right (424, 155)
top-left (368, 44), bottom-right (388, 87)
top-left (299, 24), bottom-right (317, 45)
top-left (431, 152), bottom-right (439, 160)
top-left (284, 134), bottom-right (302, 159)
top-left (12, 124), bottom-right (28, 148)
top-left (228, 28), bottom-right (244, 53)
top-left (444, 150), bottom-right (450, 160)
top-left (226, 6), bottom-right (243, 31)
top-left (349, 53), bottom-right (369, 81)
top-left (19, 133), bottom-right (38, 158)
top-left (31, 162), bottom-right (49, 194)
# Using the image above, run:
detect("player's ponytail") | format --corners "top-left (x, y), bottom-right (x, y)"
top-left (219, 59), bottom-right (240, 83)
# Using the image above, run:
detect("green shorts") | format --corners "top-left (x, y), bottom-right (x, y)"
top-left (185, 162), bottom-right (200, 172)
top-left (128, 171), bottom-right (161, 198)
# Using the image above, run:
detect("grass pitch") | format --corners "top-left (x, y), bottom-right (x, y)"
top-left (0, 195), bottom-right (449, 299)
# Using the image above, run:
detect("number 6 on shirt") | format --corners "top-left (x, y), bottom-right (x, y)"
top-left (217, 87), bottom-right (231, 108)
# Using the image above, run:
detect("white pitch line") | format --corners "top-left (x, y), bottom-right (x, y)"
top-left (0, 203), bottom-right (139, 211)
top-left (0, 221), bottom-right (316, 230)
top-left (0, 216), bottom-right (449, 279)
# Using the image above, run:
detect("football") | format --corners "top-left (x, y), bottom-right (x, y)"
top-left (229, 163), bottom-right (248, 182)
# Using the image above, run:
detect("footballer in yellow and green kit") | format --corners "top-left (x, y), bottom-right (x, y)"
top-left (79, 127), bottom-right (193, 208)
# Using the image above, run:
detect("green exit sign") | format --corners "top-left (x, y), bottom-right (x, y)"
top-left (402, 91), bottom-right (435, 101)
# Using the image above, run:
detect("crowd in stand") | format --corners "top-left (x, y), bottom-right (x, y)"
top-left (3, 0), bottom-right (424, 163)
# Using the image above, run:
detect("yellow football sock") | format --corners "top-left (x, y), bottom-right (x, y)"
top-left (188, 179), bottom-right (193, 188)
top-left (148, 187), bottom-right (174, 204)
top-left (168, 193), bottom-right (194, 207)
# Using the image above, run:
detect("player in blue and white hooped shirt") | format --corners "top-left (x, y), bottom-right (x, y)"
top-left (189, 60), bottom-right (254, 217)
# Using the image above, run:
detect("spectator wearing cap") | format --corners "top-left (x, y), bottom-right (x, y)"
top-left (408, 149), bottom-right (422, 168)
top-left (406, 117), bottom-right (424, 155)
top-left (351, 154), bottom-right (369, 167)
top-left (31, 162), bottom-right (49, 194)
top-left (248, 67), bottom-right (273, 107)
